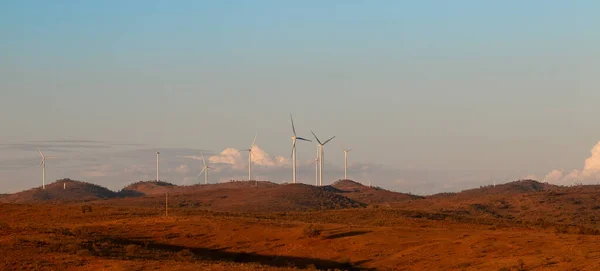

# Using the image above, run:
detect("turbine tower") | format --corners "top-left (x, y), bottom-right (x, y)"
top-left (199, 152), bottom-right (212, 185)
top-left (289, 114), bottom-right (311, 183)
top-left (314, 146), bottom-right (319, 186)
top-left (311, 131), bottom-right (335, 186)
top-left (343, 148), bottom-right (352, 179)
top-left (243, 133), bottom-right (258, 185)
top-left (156, 151), bottom-right (160, 182)
top-left (38, 148), bottom-right (46, 189)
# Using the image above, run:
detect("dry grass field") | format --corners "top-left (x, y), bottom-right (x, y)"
top-left (2, 179), bottom-right (600, 270)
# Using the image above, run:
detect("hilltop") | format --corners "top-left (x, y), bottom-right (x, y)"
top-left (121, 180), bottom-right (280, 196)
top-left (331, 179), bottom-right (423, 205)
top-left (430, 179), bottom-right (559, 200)
top-left (103, 183), bottom-right (366, 213)
top-left (0, 179), bottom-right (118, 203)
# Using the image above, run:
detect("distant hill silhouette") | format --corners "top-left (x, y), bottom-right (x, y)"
top-left (0, 179), bottom-right (118, 203)
top-left (331, 179), bottom-right (423, 204)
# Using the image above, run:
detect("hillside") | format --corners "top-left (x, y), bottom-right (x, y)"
top-left (101, 183), bottom-right (366, 213)
top-left (331, 179), bottom-right (423, 205)
top-left (121, 180), bottom-right (279, 196)
top-left (0, 179), bottom-right (118, 203)
top-left (429, 179), bottom-right (559, 200)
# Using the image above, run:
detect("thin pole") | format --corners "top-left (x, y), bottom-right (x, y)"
top-left (42, 162), bottom-right (45, 189)
top-left (165, 192), bottom-right (168, 216)
top-left (205, 168), bottom-right (208, 184)
top-left (156, 152), bottom-right (160, 182)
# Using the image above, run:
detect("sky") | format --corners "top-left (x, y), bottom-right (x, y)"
top-left (1, 1), bottom-right (600, 194)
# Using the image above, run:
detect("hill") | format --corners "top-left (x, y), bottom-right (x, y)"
top-left (121, 180), bottom-right (280, 196)
top-left (121, 180), bottom-right (176, 196)
top-left (429, 179), bottom-right (559, 200)
top-left (101, 183), bottom-right (366, 212)
top-left (331, 179), bottom-right (423, 205)
top-left (0, 179), bottom-right (118, 203)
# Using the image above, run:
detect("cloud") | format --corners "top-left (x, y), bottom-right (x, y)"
top-left (249, 145), bottom-right (289, 166)
top-left (80, 164), bottom-right (113, 178)
top-left (208, 145), bottom-right (288, 169)
top-left (540, 141), bottom-right (600, 185)
top-left (170, 164), bottom-right (190, 174)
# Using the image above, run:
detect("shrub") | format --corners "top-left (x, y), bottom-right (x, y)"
top-left (0, 221), bottom-right (10, 230)
top-left (124, 244), bottom-right (140, 258)
top-left (64, 243), bottom-right (81, 254)
top-left (303, 224), bottom-right (324, 239)
top-left (72, 226), bottom-right (91, 237)
top-left (81, 205), bottom-right (93, 213)
top-left (76, 249), bottom-right (90, 256)
top-left (554, 225), bottom-right (569, 234)
top-left (517, 259), bottom-right (526, 271)
top-left (175, 249), bottom-right (195, 261)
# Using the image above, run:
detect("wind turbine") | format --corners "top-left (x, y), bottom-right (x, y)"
top-left (311, 130), bottom-right (335, 186)
top-left (156, 151), bottom-right (160, 182)
top-left (243, 133), bottom-right (258, 186)
top-left (198, 152), bottom-right (212, 185)
top-left (289, 114), bottom-right (311, 183)
top-left (343, 148), bottom-right (352, 179)
top-left (38, 148), bottom-right (46, 189)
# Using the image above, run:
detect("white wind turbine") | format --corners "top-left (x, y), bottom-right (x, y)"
top-left (37, 147), bottom-right (57, 189)
top-left (156, 151), bottom-right (160, 182)
top-left (289, 114), bottom-right (311, 184)
top-left (38, 148), bottom-right (46, 189)
top-left (198, 152), bottom-right (213, 185)
top-left (243, 133), bottom-right (258, 186)
top-left (343, 148), bottom-right (352, 179)
top-left (311, 130), bottom-right (335, 186)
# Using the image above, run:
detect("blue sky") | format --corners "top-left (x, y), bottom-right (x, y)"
top-left (1, 1), bottom-right (600, 193)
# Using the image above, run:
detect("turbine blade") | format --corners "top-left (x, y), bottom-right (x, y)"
top-left (311, 130), bottom-right (322, 145)
top-left (39, 159), bottom-right (44, 167)
top-left (323, 136), bottom-right (336, 145)
top-left (200, 168), bottom-right (206, 174)
top-left (290, 114), bottom-right (296, 136)
top-left (200, 152), bottom-right (206, 166)
top-left (296, 137), bottom-right (312, 142)
top-left (38, 147), bottom-right (44, 158)
top-left (251, 133), bottom-right (257, 148)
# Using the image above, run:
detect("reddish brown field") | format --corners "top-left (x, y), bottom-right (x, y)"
top-left (2, 179), bottom-right (600, 270)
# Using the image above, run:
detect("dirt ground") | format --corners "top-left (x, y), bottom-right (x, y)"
top-left (1, 204), bottom-right (600, 271)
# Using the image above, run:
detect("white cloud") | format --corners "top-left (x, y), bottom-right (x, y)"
top-left (539, 141), bottom-right (600, 185)
top-left (170, 164), bottom-right (190, 174)
top-left (208, 145), bottom-right (288, 169)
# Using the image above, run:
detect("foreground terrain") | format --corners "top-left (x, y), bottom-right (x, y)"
top-left (2, 179), bottom-right (600, 270)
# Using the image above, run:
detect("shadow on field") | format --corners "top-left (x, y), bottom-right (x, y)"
top-left (91, 236), bottom-right (375, 271)
top-left (324, 231), bottom-right (372, 240)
